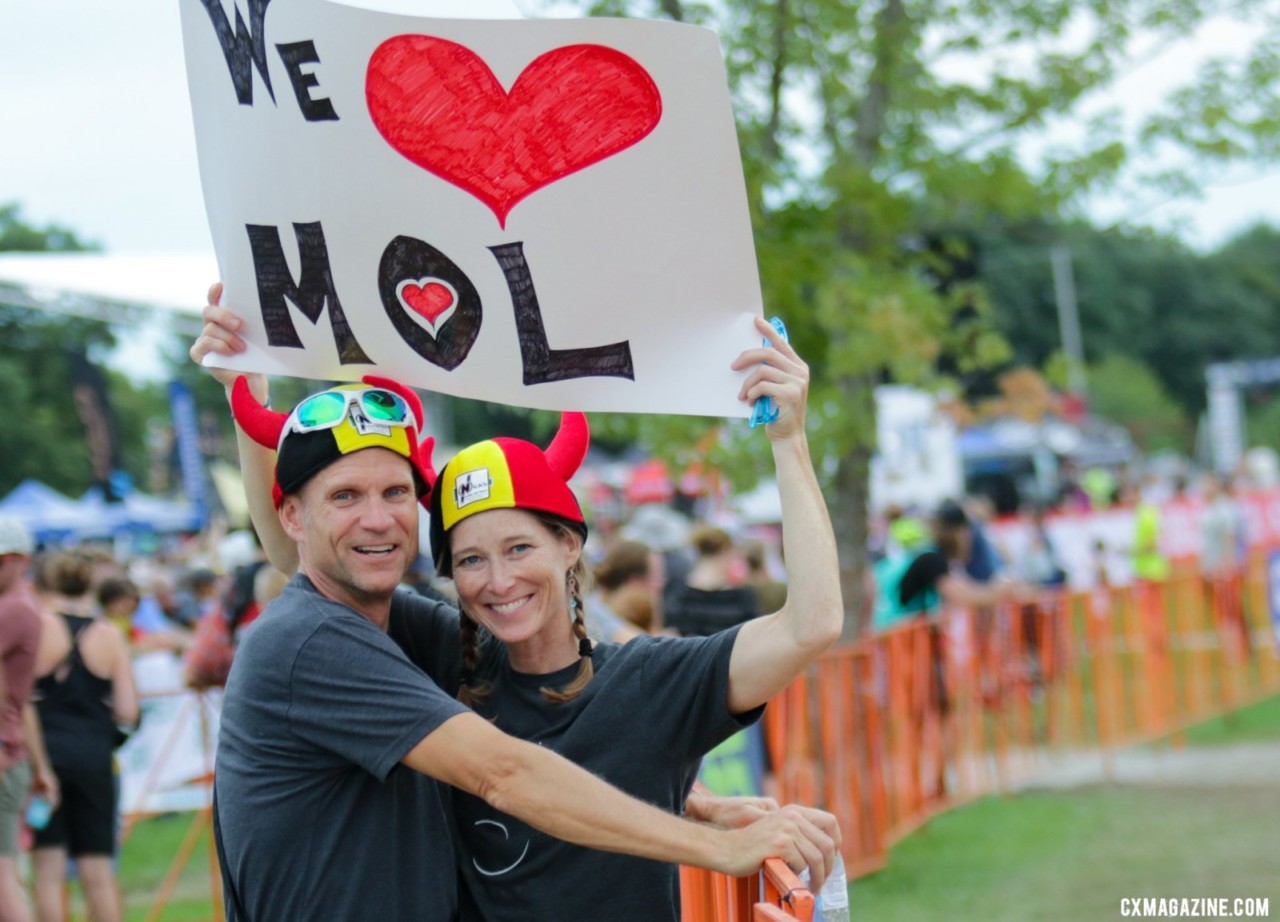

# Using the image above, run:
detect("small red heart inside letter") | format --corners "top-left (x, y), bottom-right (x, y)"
top-left (401, 281), bottom-right (456, 325)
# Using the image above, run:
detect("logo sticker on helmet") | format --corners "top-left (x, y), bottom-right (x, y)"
top-left (349, 404), bottom-right (393, 438)
top-left (455, 469), bottom-right (492, 508)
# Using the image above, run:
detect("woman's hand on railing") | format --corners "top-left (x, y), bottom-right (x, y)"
top-left (716, 803), bottom-right (840, 890)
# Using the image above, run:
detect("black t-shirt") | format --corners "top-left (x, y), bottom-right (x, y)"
top-left (214, 576), bottom-right (467, 922)
top-left (663, 584), bottom-right (759, 637)
top-left (388, 587), bottom-right (463, 695)
top-left (451, 627), bottom-right (761, 922)
top-left (898, 550), bottom-right (949, 610)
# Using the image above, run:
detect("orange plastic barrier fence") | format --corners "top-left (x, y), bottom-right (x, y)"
top-left (680, 858), bottom-right (813, 922)
top-left (681, 554), bottom-right (1280, 920)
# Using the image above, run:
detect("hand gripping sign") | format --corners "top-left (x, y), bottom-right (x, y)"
top-left (180, 0), bottom-right (765, 416)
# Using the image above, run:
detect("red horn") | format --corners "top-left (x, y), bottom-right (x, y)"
top-left (419, 435), bottom-right (437, 489)
top-left (416, 435), bottom-right (439, 509)
top-left (363, 375), bottom-right (425, 435)
top-left (544, 412), bottom-right (589, 481)
top-left (231, 376), bottom-right (288, 449)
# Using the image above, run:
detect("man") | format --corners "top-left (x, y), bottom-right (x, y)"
top-left (0, 518), bottom-right (57, 922)
top-left (209, 371), bottom-right (837, 921)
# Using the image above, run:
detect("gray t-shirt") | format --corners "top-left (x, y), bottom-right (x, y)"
top-left (453, 626), bottom-right (760, 922)
top-left (214, 576), bottom-right (468, 922)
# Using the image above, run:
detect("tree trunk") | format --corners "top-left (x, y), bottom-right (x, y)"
top-left (763, 0), bottom-right (790, 164)
top-left (832, 373), bottom-right (877, 639)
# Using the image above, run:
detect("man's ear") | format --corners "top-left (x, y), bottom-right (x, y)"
top-left (278, 497), bottom-right (306, 544)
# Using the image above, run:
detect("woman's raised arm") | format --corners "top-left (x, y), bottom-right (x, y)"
top-left (726, 316), bottom-right (842, 714)
top-left (188, 282), bottom-right (299, 575)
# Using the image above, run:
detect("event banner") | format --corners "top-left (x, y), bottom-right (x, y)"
top-left (180, 0), bottom-right (764, 416)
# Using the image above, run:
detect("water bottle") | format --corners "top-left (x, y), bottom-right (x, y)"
top-left (25, 796), bottom-right (52, 831)
top-left (816, 853), bottom-right (850, 922)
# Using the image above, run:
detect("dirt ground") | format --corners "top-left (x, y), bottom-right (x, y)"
top-left (1018, 740), bottom-right (1280, 790)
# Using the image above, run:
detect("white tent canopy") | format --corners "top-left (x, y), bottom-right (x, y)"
top-left (0, 479), bottom-right (201, 544)
top-left (0, 251), bottom-right (215, 322)
top-left (0, 251), bottom-right (221, 380)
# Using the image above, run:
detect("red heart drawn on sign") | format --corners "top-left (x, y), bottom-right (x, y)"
top-left (397, 278), bottom-right (457, 334)
top-left (366, 36), bottom-right (663, 227)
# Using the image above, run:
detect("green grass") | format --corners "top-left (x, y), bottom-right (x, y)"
top-left (1179, 691), bottom-right (1280, 746)
top-left (850, 692), bottom-right (1280, 921)
top-left (118, 813), bottom-right (215, 922)
top-left (851, 784), bottom-right (1279, 921)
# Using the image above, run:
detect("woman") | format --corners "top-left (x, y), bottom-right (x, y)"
top-left (31, 550), bottom-right (139, 922)
top-left (743, 538), bottom-right (788, 613)
top-left (663, 524), bottom-right (761, 637)
top-left (875, 498), bottom-right (1032, 627)
top-left (192, 291), bottom-right (842, 920)
top-left (402, 314), bottom-right (838, 921)
top-left (586, 539), bottom-right (663, 639)
top-left (96, 577), bottom-right (140, 639)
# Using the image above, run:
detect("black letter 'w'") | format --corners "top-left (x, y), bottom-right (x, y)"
top-left (197, 0), bottom-right (275, 105)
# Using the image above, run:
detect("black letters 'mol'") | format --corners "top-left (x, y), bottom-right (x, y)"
top-left (488, 243), bottom-right (634, 386)
top-left (246, 222), bottom-right (371, 365)
top-left (198, 0), bottom-right (275, 106)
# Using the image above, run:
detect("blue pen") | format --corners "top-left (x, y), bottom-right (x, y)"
top-left (749, 316), bottom-right (789, 429)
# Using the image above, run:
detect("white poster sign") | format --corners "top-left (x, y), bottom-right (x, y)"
top-left (118, 655), bottom-right (221, 815)
top-left (181, 0), bottom-right (764, 417)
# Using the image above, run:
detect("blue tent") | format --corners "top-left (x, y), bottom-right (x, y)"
top-left (0, 479), bottom-right (110, 544)
top-left (0, 480), bottom-right (202, 545)
top-left (78, 487), bottom-right (202, 536)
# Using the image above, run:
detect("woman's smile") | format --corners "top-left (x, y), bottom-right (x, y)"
top-left (486, 594), bottom-right (535, 617)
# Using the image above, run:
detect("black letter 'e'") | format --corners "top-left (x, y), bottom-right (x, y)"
top-left (276, 41), bottom-right (338, 122)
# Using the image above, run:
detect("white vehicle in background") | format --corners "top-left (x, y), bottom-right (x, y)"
top-left (869, 385), bottom-right (1136, 518)
top-left (869, 386), bottom-right (964, 515)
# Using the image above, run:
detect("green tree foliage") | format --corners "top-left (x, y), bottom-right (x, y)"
top-left (550, 0), bottom-right (1280, 630)
top-left (982, 222), bottom-right (1280, 417)
top-left (1245, 391), bottom-right (1280, 454)
top-left (0, 305), bottom-right (117, 495)
top-left (1085, 353), bottom-right (1191, 454)
top-left (0, 205), bottom-right (170, 498)
top-left (0, 202), bottom-right (97, 252)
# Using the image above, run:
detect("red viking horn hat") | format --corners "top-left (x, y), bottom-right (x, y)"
top-left (231, 376), bottom-right (288, 448)
top-left (544, 411), bottom-right (589, 482)
top-left (427, 410), bottom-right (591, 571)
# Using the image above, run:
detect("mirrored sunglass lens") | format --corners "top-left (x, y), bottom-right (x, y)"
top-left (361, 390), bottom-right (407, 422)
top-left (295, 392), bottom-right (348, 429)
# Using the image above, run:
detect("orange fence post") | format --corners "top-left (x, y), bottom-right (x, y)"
top-left (1171, 571), bottom-right (1203, 723)
top-left (1246, 553), bottom-right (1280, 690)
top-left (1062, 594), bottom-right (1088, 748)
top-left (757, 858), bottom-right (814, 922)
top-left (754, 906), bottom-right (799, 921)
top-left (816, 654), bottom-right (861, 875)
top-left (1084, 589), bottom-right (1117, 777)
top-left (859, 642), bottom-right (890, 870)
top-left (1135, 578), bottom-right (1172, 740)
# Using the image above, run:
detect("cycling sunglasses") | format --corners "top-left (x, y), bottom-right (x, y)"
top-left (278, 387), bottom-right (418, 450)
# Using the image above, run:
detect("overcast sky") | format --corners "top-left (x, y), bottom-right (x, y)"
top-left (2, 1), bottom-right (1278, 258)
